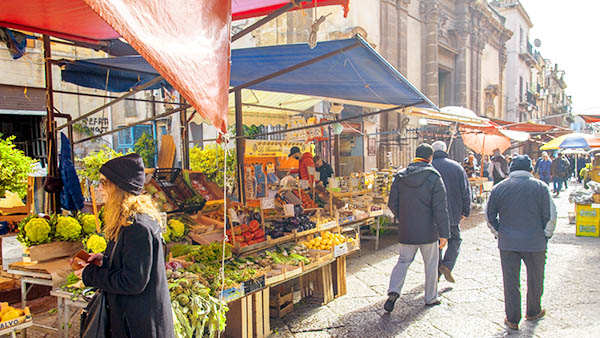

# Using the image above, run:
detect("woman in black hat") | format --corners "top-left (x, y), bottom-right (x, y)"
top-left (78, 153), bottom-right (174, 338)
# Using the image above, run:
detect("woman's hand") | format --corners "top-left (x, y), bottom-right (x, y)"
top-left (88, 253), bottom-right (104, 267)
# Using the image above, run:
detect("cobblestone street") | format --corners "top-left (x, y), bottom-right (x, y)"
top-left (272, 182), bottom-right (600, 338)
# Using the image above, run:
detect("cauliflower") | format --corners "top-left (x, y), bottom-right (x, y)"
top-left (23, 218), bottom-right (51, 245)
top-left (55, 216), bottom-right (82, 241)
top-left (80, 214), bottom-right (98, 234)
top-left (86, 234), bottom-right (107, 253)
top-left (162, 226), bottom-right (172, 243)
top-left (168, 219), bottom-right (186, 241)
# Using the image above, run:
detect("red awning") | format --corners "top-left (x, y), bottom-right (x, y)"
top-left (579, 114), bottom-right (600, 124)
top-left (0, 0), bottom-right (349, 43)
top-left (488, 118), bottom-right (563, 133)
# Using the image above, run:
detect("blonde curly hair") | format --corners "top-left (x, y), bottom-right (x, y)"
top-left (101, 174), bottom-right (161, 241)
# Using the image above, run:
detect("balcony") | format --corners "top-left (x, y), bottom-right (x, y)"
top-left (519, 41), bottom-right (536, 65)
top-left (526, 90), bottom-right (537, 107)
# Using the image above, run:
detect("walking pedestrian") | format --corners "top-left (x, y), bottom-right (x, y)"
top-left (534, 151), bottom-right (552, 185)
top-left (432, 141), bottom-right (471, 283)
top-left (576, 155), bottom-right (589, 183)
top-left (385, 143), bottom-right (450, 312)
top-left (490, 149), bottom-right (509, 185)
top-left (462, 152), bottom-right (478, 178)
top-left (550, 153), bottom-right (569, 195)
top-left (486, 155), bottom-right (556, 330)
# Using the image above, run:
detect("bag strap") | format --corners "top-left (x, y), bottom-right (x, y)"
top-left (108, 231), bottom-right (121, 269)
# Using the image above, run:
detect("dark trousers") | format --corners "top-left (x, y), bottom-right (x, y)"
top-left (439, 224), bottom-right (462, 271)
top-left (500, 250), bottom-right (546, 323)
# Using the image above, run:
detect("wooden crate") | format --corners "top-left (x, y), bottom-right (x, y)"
top-left (301, 263), bottom-right (334, 305)
top-left (24, 241), bottom-right (83, 262)
top-left (334, 256), bottom-right (347, 298)
top-left (225, 288), bottom-right (271, 338)
top-left (269, 286), bottom-right (294, 318)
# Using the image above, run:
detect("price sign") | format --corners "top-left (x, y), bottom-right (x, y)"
top-left (260, 197), bottom-right (275, 210)
top-left (333, 242), bottom-right (348, 257)
top-left (2, 236), bottom-right (22, 270)
top-left (283, 204), bottom-right (295, 217)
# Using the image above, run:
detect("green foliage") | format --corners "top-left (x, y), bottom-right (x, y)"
top-left (133, 132), bottom-right (156, 168)
top-left (189, 144), bottom-right (236, 194)
top-left (77, 145), bottom-right (122, 185)
top-left (55, 216), bottom-right (82, 241)
top-left (0, 134), bottom-right (36, 198)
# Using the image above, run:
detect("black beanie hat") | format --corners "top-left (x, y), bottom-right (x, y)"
top-left (99, 153), bottom-right (146, 195)
top-left (510, 155), bottom-right (533, 172)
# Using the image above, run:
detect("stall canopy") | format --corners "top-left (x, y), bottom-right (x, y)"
top-left (61, 36), bottom-right (437, 111)
top-left (0, 0), bottom-right (349, 44)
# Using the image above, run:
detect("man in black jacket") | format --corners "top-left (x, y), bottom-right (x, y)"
top-left (314, 155), bottom-right (334, 187)
top-left (432, 141), bottom-right (471, 283)
top-left (385, 144), bottom-right (450, 312)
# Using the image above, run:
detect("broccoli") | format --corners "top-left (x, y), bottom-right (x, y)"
top-left (85, 234), bottom-right (107, 253)
top-left (55, 216), bottom-right (82, 241)
top-left (22, 217), bottom-right (52, 245)
top-left (80, 214), bottom-right (98, 234)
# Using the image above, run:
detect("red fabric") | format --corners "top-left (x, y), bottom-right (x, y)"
top-left (83, 0), bottom-right (231, 133)
top-left (0, 0), bottom-right (349, 43)
top-left (579, 115), bottom-right (600, 124)
top-left (489, 118), bottom-right (562, 133)
top-left (232, 0), bottom-right (349, 20)
top-left (291, 152), bottom-right (315, 183)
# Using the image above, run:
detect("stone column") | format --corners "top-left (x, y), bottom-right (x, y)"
top-left (420, 0), bottom-right (439, 105)
top-left (470, 30), bottom-right (486, 113)
top-left (498, 45), bottom-right (507, 119)
top-left (453, 0), bottom-right (469, 107)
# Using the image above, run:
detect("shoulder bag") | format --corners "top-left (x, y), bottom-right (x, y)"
top-left (80, 234), bottom-right (120, 338)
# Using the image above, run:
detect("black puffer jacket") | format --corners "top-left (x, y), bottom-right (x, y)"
top-left (432, 151), bottom-right (471, 226)
top-left (83, 214), bottom-right (174, 338)
top-left (388, 162), bottom-right (450, 244)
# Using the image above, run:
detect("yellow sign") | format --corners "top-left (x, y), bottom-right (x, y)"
top-left (245, 140), bottom-right (309, 158)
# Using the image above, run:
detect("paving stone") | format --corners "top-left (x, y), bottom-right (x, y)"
top-left (283, 303), bottom-right (341, 333)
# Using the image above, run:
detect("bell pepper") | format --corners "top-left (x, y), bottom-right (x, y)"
top-left (253, 229), bottom-right (265, 240)
top-left (249, 220), bottom-right (261, 232)
top-left (240, 224), bottom-right (250, 233)
top-left (233, 226), bottom-right (242, 235)
top-left (243, 232), bottom-right (254, 242)
top-left (233, 235), bottom-right (245, 243)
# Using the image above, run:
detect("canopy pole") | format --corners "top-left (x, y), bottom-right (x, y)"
top-left (231, 2), bottom-right (295, 42)
top-left (52, 89), bottom-right (188, 106)
top-left (43, 35), bottom-right (60, 213)
top-left (235, 90), bottom-right (246, 203)
top-left (57, 75), bottom-right (164, 131)
top-left (180, 98), bottom-right (190, 170)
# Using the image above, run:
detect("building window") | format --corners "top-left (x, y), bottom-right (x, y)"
top-left (519, 76), bottom-right (523, 102)
top-left (438, 68), bottom-right (452, 107)
top-left (519, 27), bottom-right (524, 52)
top-left (116, 124), bottom-right (153, 153)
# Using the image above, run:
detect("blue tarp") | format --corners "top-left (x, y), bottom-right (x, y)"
top-left (61, 36), bottom-right (436, 110)
top-left (59, 133), bottom-right (84, 211)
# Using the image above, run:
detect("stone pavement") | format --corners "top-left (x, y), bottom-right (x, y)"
top-left (271, 182), bottom-right (600, 338)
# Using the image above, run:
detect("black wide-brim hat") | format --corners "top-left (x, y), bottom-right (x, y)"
top-left (99, 153), bottom-right (145, 195)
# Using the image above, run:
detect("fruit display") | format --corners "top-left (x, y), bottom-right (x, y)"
top-left (266, 206), bottom-right (316, 236)
top-left (292, 189), bottom-right (318, 209)
top-left (166, 269), bottom-right (228, 338)
top-left (301, 231), bottom-right (353, 251)
top-left (225, 220), bottom-right (266, 247)
top-left (145, 182), bottom-right (175, 212)
top-left (0, 303), bottom-right (30, 324)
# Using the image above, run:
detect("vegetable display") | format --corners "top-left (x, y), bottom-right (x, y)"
top-left (17, 214), bottom-right (101, 247)
top-left (55, 216), bottom-right (82, 241)
top-left (20, 217), bottom-right (52, 246)
top-left (79, 213), bottom-right (99, 234)
top-left (84, 234), bottom-right (107, 253)
top-left (167, 269), bottom-right (228, 338)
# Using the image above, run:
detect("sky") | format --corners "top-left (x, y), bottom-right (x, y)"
top-left (522, 0), bottom-right (600, 114)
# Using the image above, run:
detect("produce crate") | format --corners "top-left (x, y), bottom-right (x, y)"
top-left (338, 215), bottom-right (355, 225)
top-left (243, 275), bottom-right (266, 295)
top-left (24, 241), bottom-right (83, 263)
top-left (318, 220), bottom-right (338, 231)
top-left (272, 264), bottom-right (303, 280)
top-left (219, 285), bottom-right (244, 303)
top-left (269, 286), bottom-right (294, 318)
top-left (576, 221), bottom-right (600, 237)
top-left (0, 303), bottom-right (31, 331)
top-left (265, 268), bottom-right (285, 286)
top-left (266, 233), bottom-right (294, 246)
top-left (153, 168), bottom-right (205, 213)
top-left (225, 288), bottom-right (271, 338)
top-left (575, 204), bottom-right (599, 222)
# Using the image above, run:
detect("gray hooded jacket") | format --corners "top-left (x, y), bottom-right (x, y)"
top-left (388, 162), bottom-right (451, 244)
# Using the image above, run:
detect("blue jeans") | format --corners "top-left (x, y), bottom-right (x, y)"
top-left (439, 224), bottom-right (462, 271)
top-left (553, 177), bottom-right (563, 192)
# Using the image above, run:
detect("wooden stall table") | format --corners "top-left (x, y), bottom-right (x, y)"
top-left (0, 320), bottom-right (33, 338)
top-left (8, 260), bottom-right (71, 336)
top-left (50, 290), bottom-right (88, 338)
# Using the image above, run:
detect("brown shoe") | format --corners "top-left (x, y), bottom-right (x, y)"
top-left (504, 318), bottom-right (519, 330)
top-left (526, 309), bottom-right (546, 321)
top-left (439, 265), bottom-right (455, 283)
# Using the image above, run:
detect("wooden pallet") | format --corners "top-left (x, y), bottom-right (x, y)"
top-left (225, 287), bottom-right (271, 338)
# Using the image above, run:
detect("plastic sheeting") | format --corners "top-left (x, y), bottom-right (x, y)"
top-left (62, 36), bottom-right (437, 111)
top-left (0, 0), bottom-right (349, 43)
top-left (82, 0), bottom-right (231, 133)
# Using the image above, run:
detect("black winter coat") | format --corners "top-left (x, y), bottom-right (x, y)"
top-left (432, 151), bottom-right (471, 226)
top-left (388, 162), bottom-right (450, 244)
top-left (83, 214), bottom-right (174, 338)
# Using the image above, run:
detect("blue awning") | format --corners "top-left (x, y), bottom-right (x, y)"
top-left (61, 36), bottom-right (437, 110)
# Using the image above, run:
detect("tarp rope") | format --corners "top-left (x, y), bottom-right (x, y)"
top-left (218, 130), bottom-right (230, 338)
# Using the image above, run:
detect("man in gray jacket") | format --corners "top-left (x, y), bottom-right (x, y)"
top-left (385, 144), bottom-right (450, 312)
top-left (486, 155), bottom-right (556, 330)
top-left (432, 141), bottom-right (471, 283)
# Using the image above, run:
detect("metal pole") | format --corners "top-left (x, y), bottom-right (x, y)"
top-left (43, 35), bottom-right (59, 213)
top-left (52, 89), bottom-right (187, 106)
top-left (229, 41), bottom-right (361, 93)
top-left (334, 116), bottom-right (341, 175)
top-left (57, 76), bottom-right (164, 130)
top-left (180, 100), bottom-right (190, 170)
top-left (231, 2), bottom-right (294, 42)
top-left (74, 104), bottom-right (191, 145)
top-left (235, 90), bottom-right (246, 203)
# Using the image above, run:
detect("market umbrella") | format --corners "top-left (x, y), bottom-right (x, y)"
top-left (560, 148), bottom-right (588, 155)
top-left (461, 131), bottom-right (511, 156)
top-left (540, 133), bottom-right (600, 150)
